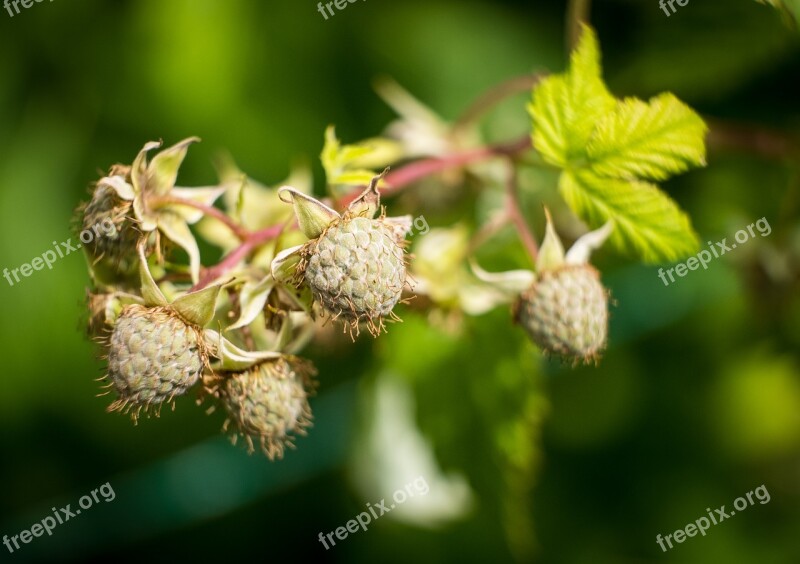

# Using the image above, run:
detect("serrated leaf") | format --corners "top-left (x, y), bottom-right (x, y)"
top-left (587, 94), bottom-right (707, 181)
top-left (321, 126), bottom-right (384, 190)
top-left (332, 170), bottom-right (383, 187)
top-left (560, 170), bottom-right (699, 263)
top-left (528, 24), bottom-right (615, 167)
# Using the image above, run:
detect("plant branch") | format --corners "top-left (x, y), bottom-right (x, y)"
top-left (340, 135), bottom-right (533, 207)
top-left (707, 119), bottom-right (800, 161)
top-left (453, 74), bottom-right (545, 134)
top-left (190, 224), bottom-right (284, 292)
top-left (153, 196), bottom-right (250, 241)
top-left (504, 161), bottom-right (539, 261)
top-left (468, 209), bottom-right (512, 254)
top-left (566, 0), bottom-right (592, 52)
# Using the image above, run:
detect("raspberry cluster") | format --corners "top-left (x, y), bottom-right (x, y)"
top-left (76, 139), bottom-right (412, 459)
top-left (76, 134), bottom-right (615, 459)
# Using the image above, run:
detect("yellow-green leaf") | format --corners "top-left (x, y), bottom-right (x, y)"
top-left (560, 170), bottom-right (699, 263)
top-left (528, 24), bottom-right (615, 167)
top-left (587, 94), bottom-right (707, 181)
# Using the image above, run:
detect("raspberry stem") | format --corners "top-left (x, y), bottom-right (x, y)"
top-left (151, 196), bottom-right (250, 241)
top-left (504, 161), bottom-right (539, 261)
top-left (453, 73), bottom-right (544, 134)
top-left (339, 135), bottom-right (533, 208)
top-left (191, 224), bottom-right (285, 292)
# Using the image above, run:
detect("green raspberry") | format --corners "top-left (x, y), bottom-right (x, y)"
top-left (105, 304), bottom-right (206, 419)
top-left (221, 357), bottom-right (316, 460)
top-left (514, 265), bottom-right (608, 364)
top-left (302, 216), bottom-right (406, 336)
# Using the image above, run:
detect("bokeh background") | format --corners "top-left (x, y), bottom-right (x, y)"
top-left (2, 0), bottom-right (800, 562)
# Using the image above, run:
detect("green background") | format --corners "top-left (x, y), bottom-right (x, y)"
top-left (1, 0), bottom-right (799, 562)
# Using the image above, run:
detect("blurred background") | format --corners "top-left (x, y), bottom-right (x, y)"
top-left (1, 0), bottom-right (800, 562)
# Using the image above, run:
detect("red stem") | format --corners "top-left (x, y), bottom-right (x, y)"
top-left (504, 162), bottom-right (539, 261)
top-left (190, 224), bottom-right (284, 292)
top-left (339, 135), bottom-right (532, 207)
top-left (152, 196), bottom-right (250, 241)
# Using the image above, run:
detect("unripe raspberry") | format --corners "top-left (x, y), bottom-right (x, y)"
top-left (301, 216), bottom-right (406, 335)
top-left (221, 357), bottom-right (316, 460)
top-left (80, 179), bottom-right (140, 276)
top-left (514, 264), bottom-right (608, 364)
top-left (105, 304), bottom-right (207, 419)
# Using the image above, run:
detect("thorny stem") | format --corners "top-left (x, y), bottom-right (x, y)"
top-left (504, 161), bottom-right (539, 261)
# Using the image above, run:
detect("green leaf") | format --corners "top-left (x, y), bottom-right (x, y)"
top-left (528, 24), bottom-right (615, 167)
top-left (332, 170), bottom-right (381, 186)
top-left (320, 126), bottom-right (389, 190)
top-left (528, 24), bottom-right (706, 265)
top-left (587, 94), bottom-right (707, 181)
top-left (559, 170), bottom-right (699, 263)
